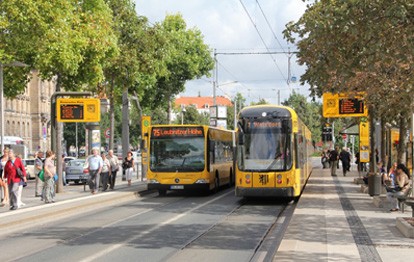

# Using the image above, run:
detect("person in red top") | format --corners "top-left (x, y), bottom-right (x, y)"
top-left (3, 149), bottom-right (27, 210)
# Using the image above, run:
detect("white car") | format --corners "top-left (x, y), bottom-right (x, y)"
top-left (22, 159), bottom-right (35, 180)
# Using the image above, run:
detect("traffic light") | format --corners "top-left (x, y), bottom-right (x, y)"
top-left (322, 124), bottom-right (333, 142)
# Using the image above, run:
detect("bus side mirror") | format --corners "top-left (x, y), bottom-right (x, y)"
top-left (238, 133), bottom-right (244, 145)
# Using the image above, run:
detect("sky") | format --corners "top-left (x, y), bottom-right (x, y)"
top-left (134, 0), bottom-right (309, 105)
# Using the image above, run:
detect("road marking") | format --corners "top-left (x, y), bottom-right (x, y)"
top-left (80, 190), bottom-right (234, 262)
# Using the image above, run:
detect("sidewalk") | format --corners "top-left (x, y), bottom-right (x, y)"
top-left (276, 164), bottom-right (414, 261)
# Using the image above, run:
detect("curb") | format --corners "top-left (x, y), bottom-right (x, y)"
top-left (396, 217), bottom-right (414, 238)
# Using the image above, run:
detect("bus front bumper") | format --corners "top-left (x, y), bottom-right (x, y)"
top-left (147, 183), bottom-right (210, 192)
top-left (235, 186), bottom-right (294, 197)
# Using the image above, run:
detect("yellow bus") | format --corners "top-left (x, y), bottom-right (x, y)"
top-left (146, 125), bottom-right (235, 196)
top-left (235, 105), bottom-right (313, 200)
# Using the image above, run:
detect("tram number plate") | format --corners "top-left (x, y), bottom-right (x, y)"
top-left (170, 185), bottom-right (184, 190)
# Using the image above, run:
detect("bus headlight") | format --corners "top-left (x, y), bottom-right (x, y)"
top-left (148, 179), bottom-right (160, 184)
top-left (195, 179), bottom-right (208, 184)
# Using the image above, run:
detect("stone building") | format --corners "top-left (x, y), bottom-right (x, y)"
top-left (4, 70), bottom-right (54, 154)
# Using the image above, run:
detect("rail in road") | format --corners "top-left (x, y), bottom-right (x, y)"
top-left (0, 187), bottom-right (296, 262)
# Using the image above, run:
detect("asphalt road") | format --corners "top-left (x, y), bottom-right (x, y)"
top-left (0, 187), bottom-right (293, 262)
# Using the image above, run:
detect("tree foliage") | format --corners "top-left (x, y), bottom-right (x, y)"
top-left (284, 0), bottom-right (414, 119)
top-left (174, 106), bottom-right (209, 125)
top-left (142, 14), bottom-right (214, 112)
top-left (0, 0), bottom-right (118, 96)
top-left (282, 92), bottom-right (323, 143)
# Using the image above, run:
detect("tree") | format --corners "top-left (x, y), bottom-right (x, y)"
top-left (284, 0), bottom-right (414, 164)
top-left (282, 92), bottom-right (323, 143)
top-left (142, 14), bottom-right (214, 122)
top-left (227, 92), bottom-right (247, 130)
top-left (250, 98), bottom-right (269, 106)
top-left (0, 0), bottom-right (118, 96)
top-left (174, 106), bottom-right (209, 125)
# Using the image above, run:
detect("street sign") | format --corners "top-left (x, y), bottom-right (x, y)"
top-left (323, 92), bottom-right (368, 118)
top-left (342, 134), bottom-right (347, 140)
top-left (56, 98), bottom-right (100, 122)
top-left (104, 128), bottom-right (110, 138)
top-left (141, 116), bottom-right (151, 136)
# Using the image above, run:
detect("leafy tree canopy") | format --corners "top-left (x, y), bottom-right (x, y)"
top-left (284, 0), bottom-right (414, 118)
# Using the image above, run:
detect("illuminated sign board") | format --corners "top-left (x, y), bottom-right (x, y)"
top-left (152, 127), bottom-right (204, 138)
top-left (323, 93), bottom-right (368, 118)
top-left (57, 98), bottom-right (100, 122)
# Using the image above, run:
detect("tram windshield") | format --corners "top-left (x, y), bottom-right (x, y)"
top-left (237, 118), bottom-right (292, 171)
top-left (150, 127), bottom-right (205, 172)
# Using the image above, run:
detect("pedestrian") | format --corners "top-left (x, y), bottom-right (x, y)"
top-left (34, 151), bottom-right (44, 197)
top-left (107, 150), bottom-right (119, 190)
top-left (100, 152), bottom-right (110, 191)
top-left (3, 149), bottom-right (27, 210)
top-left (43, 150), bottom-right (56, 204)
top-left (62, 154), bottom-right (67, 186)
top-left (329, 146), bottom-right (339, 176)
top-left (0, 147), bottom-right (10, 207)
top-left (86, 148), bottom-right (103, 194)
top-left (386, 163), bottom-right (410, 212)
top-left (339, 147), bottom-right (351, 176)
top-left (122, 151), bottom-right (134, 186)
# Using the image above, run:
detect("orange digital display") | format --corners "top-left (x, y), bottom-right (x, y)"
top-left (339, 98), bottom-right (364, 115)
top-left (152, 127), bottom-right (204, 138)
top-left (248, 121), bottom-right (282, 129)
top-left (60, 104), bottom-right (84, 120)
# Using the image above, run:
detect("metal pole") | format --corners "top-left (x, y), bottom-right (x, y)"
top-left (75, 122), bottom-right (78, 157)
top-left (0, 64), bottom-right (4, 152)
top-left (277, 90), bottom-right (281, 105)
top-left (234, 99), bottom-right (237, 131)
top-left (213, 49), bottom-right (217, 106)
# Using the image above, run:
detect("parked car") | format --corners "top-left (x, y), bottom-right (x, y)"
top-left (65, 159), bottom-right (88, 184)
top-left (22, 159), bottom-right (35, 180)
top-left (64, 156), bottom-right (76, 163)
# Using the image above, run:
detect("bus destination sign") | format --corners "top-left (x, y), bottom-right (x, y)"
top-left (152, 127), bottom-right (204, 138)
top-left (339, 98), bottom-right (364, 115)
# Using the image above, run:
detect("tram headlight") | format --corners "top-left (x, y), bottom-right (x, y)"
top-left (245, 174), bottom-right (251, 184)
top-left (148, 179), bottom-right (160, 184)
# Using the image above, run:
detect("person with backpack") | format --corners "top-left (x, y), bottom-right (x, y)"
top-left (339, 147), bottom-right (351, 176)
top-left (329, 146), bottom-right (339, 176)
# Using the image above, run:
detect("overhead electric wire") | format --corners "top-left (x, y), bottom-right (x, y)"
top-left (255, 0), bottom-right (288, 57)
top-left (239, 0), bottom-right (288, 85)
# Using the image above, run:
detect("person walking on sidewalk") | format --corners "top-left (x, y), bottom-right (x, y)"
top-left (329, 147), bottom-right (339, 176)
top-left (339, 147), bottom-right (351, 176)
top-left (43, 150), bottom-right (56, 204)
top-left (34, 151), bottom-right (44, 197)
top-left (107, 150), bottom-right (119, 190)
top-left (86, 149), bottom-right (103, 194)
top-left (122, 152), bottom-right (134, 187)
top-left (100, 152), bottom-right (111, 191)
top-left (4, 149), bottom-right (27, 210)
top-left (0, 147), bottom-right (10, 207)
top-left (386, 163), bottom-right (410, 212)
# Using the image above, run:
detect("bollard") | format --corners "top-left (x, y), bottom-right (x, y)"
top-left (368, 172), bottom-right (381, 196)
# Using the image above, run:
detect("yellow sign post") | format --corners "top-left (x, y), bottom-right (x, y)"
top-left (359, 121), bottom-right (370, 163)
top-left (323, 93), bottom-right (368, 118)
top-left (56, 98), bottom-right (100, 122)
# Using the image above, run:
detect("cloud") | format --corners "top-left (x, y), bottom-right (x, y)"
top-left (134, 0), bottom-right (309, 104)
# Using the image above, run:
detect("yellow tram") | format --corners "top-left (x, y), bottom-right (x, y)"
top-left (235, 105), bottom-right (312, 200)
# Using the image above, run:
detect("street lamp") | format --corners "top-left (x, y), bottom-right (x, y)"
top-left (0, 61), bottom-right (28, 152)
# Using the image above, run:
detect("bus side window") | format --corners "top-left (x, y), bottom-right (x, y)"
top-left (294, 134), bottom-right (299, 169)
top-left (209, 140), bottom-right (216, 164)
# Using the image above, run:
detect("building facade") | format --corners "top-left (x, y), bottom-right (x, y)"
top-left (4, 70), bottom-right (54, 154)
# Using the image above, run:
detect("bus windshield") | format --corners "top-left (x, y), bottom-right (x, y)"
top-left (238, 119), bottom-right (292, 171)
top-left (150, 137), bottom-right (205, 172)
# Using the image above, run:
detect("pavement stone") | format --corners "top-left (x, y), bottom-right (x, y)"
top-left (275, 164), bottom-right (414, 261)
